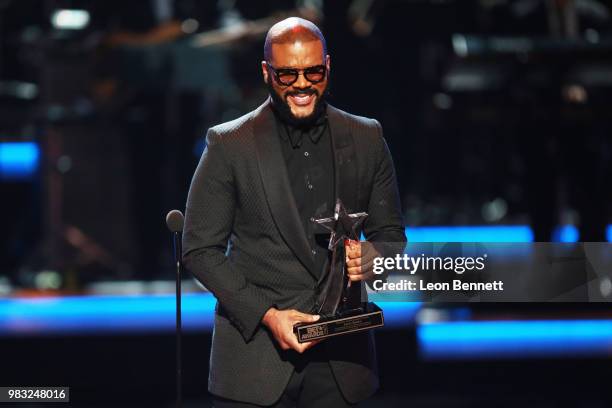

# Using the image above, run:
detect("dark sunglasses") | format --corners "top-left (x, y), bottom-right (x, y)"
top-left (267, 64), bottom-right (327, 86)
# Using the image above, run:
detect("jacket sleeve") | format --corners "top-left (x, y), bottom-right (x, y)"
top-left (182, 128), bottom-right (274, 343)
top-left (363, 120), bottom-right (406, 243)
top-left (363, 120), bottom-right (407, 280)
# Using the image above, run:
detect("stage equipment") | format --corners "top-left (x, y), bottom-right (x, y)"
top-left (166, 209), bottom-right (184, 408)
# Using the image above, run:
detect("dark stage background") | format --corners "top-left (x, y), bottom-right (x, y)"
top-left (0, 1), bottom-right (611, 407)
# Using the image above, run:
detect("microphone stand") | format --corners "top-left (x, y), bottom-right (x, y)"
top-left (172, 230), bottom-right (182, 408)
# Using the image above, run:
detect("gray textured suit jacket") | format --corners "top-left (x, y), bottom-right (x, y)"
top-left (182, 99), bottom-right (405, 405)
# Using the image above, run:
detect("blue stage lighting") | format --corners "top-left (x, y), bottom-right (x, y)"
top-left (552, 225), bottom-right (579, 243)
top-left (377, 302), bottom-right (422, 327)
top-left (418, 319), bottom-right (612, 359)
top-left (0, 292), bottom-right (423, 336)
top-left (405, 226), bottom-right (534, 243)
top-left (0, 293), bottom-right (216, 336)
top-left (0, 142), bottom-right (40, 179)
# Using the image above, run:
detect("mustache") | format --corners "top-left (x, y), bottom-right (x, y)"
top-left (285, 89), bottom-right (318, 98)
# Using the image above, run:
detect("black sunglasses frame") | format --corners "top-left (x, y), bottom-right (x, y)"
top-left (266, 64), bottom-right (327, 87)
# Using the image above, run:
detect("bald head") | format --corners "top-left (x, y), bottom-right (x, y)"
top-left (264, 17), bottom-right (327, 63)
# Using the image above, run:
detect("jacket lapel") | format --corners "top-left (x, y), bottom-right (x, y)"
top-left (252, 99), bottom-right (317, 277)
top-left (328, 105), bottom-right (359, 214)
top-left (313, 105), bottom-right (361, 307)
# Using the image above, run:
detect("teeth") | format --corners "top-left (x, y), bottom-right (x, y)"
top-left (290, 94), bottom-right (313, 105)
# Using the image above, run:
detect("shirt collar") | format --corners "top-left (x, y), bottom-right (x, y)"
top-left (274, 106), bottom-right (328, 149)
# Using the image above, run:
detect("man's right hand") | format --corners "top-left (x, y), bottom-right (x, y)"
top-left (261, 308), bottom-right (320, 353)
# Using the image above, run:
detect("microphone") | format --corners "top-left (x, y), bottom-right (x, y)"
top-left (166, 209), bottom-right (184, 408)
top-left (166, 209), bottom-right (184, 233)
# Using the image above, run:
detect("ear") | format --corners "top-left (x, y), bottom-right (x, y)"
top-left (261, 60), bottom-right (269, 84)
top-left (326, 54), bottom-right (331, 74)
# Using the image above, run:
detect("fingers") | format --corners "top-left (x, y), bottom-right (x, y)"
top-left (291, 311), bottom-right (320, 324)
top-left (345, 241), bottom-right (363, 270)
top-left (348, 269), bottom-right (374, 282)
top-left (277, 329), bottom-right (311, 352)
top-left (361, 246), bottom-right (380, 263)
top-left (285, 311), bottom-right (319, 352)
top-left (267, 309), bottom-right (323, 353)
top-left (288, 311), bottom-right (321, 353)
top-left (347, 259), bottom-right (374, 281)
top-left (345, 241), bottom-right (381, 281)
top-left (283, 332), bottom-right (320, 353)
top-left (345, 240), bottom-right (361, 259)
top-left (346, 241), bottom-right (380, 263)
top-left (288, 339), bottom-right (319, 353)
top-left (291, 337), bottom-right (321, 353)
top-left (300, 339), bottom-right (321, 352)
top-left (346, 252), bottom-right (371, 279)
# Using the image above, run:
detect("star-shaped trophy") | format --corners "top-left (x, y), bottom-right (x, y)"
top-left (314, 199), bottom-right (368, 251)
top-left (293, 199), bottom-right (385, 343)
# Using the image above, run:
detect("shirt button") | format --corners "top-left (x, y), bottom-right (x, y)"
top-left (311, 249), bottom-right (317, 255)
top-left (304, 151), bottom-right (309, 157)
top-left (307, 184), bottom-right (313, 190)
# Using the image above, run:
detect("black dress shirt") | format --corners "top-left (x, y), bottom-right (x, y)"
top-left (274, 109), bottom-right (335, 275)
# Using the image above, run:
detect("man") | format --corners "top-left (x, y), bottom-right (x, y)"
top-left (183, 17), bottom-right (405, 407)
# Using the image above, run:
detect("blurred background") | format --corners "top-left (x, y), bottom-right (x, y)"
top-left (0, 0), bottom-right (611, 407)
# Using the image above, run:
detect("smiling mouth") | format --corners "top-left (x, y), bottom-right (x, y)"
top-left (288, 93), bottom-right (316, 107)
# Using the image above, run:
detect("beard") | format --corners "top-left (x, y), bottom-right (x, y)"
top-left (267, 81), bottom-right (329, 128)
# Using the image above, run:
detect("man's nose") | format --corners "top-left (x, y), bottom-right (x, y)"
top-left (293, 71), bottom-right (310, 89)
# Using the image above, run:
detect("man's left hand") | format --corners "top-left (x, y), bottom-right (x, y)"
top-left (345, 240), bottom-right (380, 282)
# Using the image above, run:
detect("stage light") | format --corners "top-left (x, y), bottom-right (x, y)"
top-left (0, 81), bottom-right (38, 100)
top-left (562, 84), bottom-right (588, 104)
top-left (404, 225), bottom-right (612, 243)
top-left (0, 141), bottom-right (40, 179)
top-left (0, 291), bottom-right (421, 336)
top-left (432, 93), bottom-right (452, 110)
top-left (51, 9), bottom-right (90, 30)
top-left (405, 226), bottom-right (534, 243)
top-left (0, 293), bottom-right (216, 336)
top-left (452, 34), bottom-right (468, 57)
top-left (585, 28), bottom-right (600, 43)
top-left (600, 277), bottom-right (612, 297)
top-left (481, 198), bottom-right (508, 222)
top-left (551, 225), bottom-right (579, 242)
top-left (181, 18), bottom-right (200, 34)
top-left (418, 319), bottom-right (612, 359)
top-left (34, 271), bottom-right (62, 290)
top-left (377, 302), bottom-right (422, 327)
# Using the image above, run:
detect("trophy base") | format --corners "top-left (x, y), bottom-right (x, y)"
top-left (293, 303), bottom-right (384, 343)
